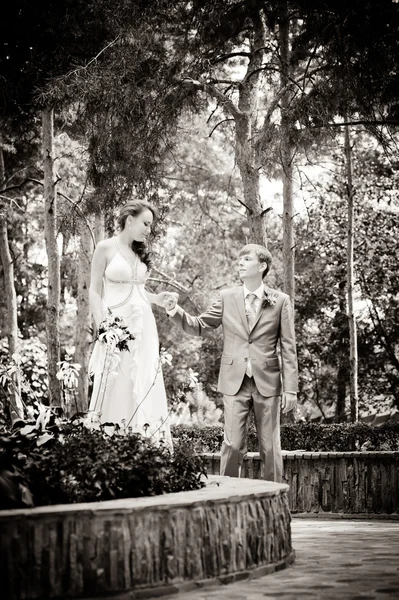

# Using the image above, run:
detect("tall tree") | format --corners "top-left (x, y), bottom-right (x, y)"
top-left (0, 142), bottom-right (24, 421)
top-left (344, 118), bottom-right (359, 421)
top-left (1, 1), bottom-right (166, 413)
top-left (295, 135), bottom-right (399, 419)
top-left (42, 108), bottom-right (62, 408)
top-left (279, 0), bottom-right (295, 301)
top-left (74, 218), bottom-right (94, 412)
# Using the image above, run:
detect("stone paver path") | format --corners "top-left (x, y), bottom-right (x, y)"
top-left (159, 519), bottom-right (399, 600)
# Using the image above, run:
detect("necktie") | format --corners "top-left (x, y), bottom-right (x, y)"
top-left (246, 293), bottom-right (258, 330)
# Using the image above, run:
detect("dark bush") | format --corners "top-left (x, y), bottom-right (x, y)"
top-left (0, 419), bottom-right (207, 510)
top-left (171, 422), bottom-right (399, 452)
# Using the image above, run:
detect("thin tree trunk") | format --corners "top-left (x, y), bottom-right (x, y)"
top-left (42, 108), bottom-right (62, 409)
top-left (60, 231), bottom-right (70, 302)
top-left (0, 144), bottom-right (24, 422)
top-left (279, 0), bottom-right (295, 304)
top-left (344, 116), bottom-right (359, 422)
top-left (335, 280), bottom-right (348, 422)
top-left (74, 218), bottom-right (94, 413)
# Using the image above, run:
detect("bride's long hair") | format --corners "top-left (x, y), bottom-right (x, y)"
top-left (117, 201), bottom-right (157, 269)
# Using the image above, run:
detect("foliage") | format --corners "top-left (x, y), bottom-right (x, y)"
top-left (280, 422), bottom-right (399, 452)
top-left (1, 1), bottom-right (398, 427)
top-left (292, 0), bottom-right (399, 130)
top-left (171, 424), bottom-right (257, 454)
top-left (295, 136), bottom-right (399, 416)
top-left (171, 423), bottom-right (399, 453)
top-left (0, 411), bottom-right (207, 510)
top-left (171, 382), bottom-right (223, 426)
top-left (0, 336), bottom-right (48, 409)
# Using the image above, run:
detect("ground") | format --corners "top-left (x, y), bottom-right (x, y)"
top-left (159, 519), bottom-right (399, 600)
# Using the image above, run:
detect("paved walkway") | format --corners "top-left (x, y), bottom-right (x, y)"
top-left (159, 519), bottom-right (399, 600)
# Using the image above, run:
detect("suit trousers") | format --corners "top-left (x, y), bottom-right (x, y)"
top-left (220, 375), bottom-right (283, 482)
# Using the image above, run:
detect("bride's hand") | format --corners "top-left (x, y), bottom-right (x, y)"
top-left (157, 291), bottom-right (179, 310)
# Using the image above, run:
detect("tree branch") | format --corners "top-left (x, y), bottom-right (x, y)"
top-left (181, 79), bottom-right (243, 120)
top-left (208, 79), bottom-right (240, 85)
top-left (260, 206), bottom-right (273, 218)
top-left (62, 35), bottom-right (121, 79)
top-left (235, 196), bottom-right (253, 213)
top-left (1, 177), bottom-right (96, 247)
top-left (312, 120), bottom-right (399, 128)
top-left (209, 118), bottom-right (235, 137)
top-left (151, 266), bottom-right (190, 293)
top-left (213, 52), bottom-right (251, 63)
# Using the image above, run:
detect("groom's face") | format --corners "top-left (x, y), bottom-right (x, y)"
top-left (238, 251), bottom-right (265, 280)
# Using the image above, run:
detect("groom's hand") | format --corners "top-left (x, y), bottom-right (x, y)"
top-left (281, 392), bottom-right (297, 414)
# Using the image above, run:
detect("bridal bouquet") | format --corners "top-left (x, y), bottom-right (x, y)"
top-left (97, 310), bottom-right (135, 352)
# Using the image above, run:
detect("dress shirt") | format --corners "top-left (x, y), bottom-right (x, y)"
top-left (244, 284), bottom-right (264, 376)
top-left (243, 284), bottom-right (264, 313)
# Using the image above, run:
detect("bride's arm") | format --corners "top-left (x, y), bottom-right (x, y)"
top-left (89, 242), bottom-right (108, 328)
top-left (144, 290), bottom-right (161, 305)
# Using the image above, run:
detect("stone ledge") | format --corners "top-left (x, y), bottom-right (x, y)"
top-left (77, 553), bottom-right (296, 600)
top-left (292, 512), bottom-right (399, 520)
top-left (202, 451), bottom-right (399, 460)
top-left (202, 452), bottom-right (399, 517)
top-left (0, 476), bottom-right (288, 521)
top-left (0, 476), bottom-right (293, 600)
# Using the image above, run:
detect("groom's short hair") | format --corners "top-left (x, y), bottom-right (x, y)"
top-left (239, 244), bottom-right (272, 279)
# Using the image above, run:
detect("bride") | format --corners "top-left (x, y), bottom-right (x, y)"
top-left (88, 201), bottom-right (176, 445)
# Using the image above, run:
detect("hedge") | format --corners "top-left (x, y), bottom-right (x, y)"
top-left (171, 422), bottom-right (399, 452)
top-left (0, 419), bottom-right (207, 510)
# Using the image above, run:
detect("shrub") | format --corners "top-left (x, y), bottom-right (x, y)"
top-left (171, 422), bottom-right (399, 452)
top-left (0, 336), bottom-right (48, 409)
top-left (280, 422), bottom-right (399, 451)
top-left (0, 414), bottom-right (207, 510)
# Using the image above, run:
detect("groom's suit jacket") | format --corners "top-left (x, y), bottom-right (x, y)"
top-left (169, 286), bottom-right (298, 397)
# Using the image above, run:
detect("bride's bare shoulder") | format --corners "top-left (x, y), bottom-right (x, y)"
top-left (95, 238), bottom-right (115, 255)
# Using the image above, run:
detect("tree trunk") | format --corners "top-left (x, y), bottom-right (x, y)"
top-left (42, 108), bottom-right (62, 409)
top-left (0, 144), bottom-right (24, 422)
top-left (74, 218), bottom-right (94, 413)
top-left (234, 10), bottom-right (268, 247)
top-left (105, 207), bottom-right (116, 238)
top-left (60, 231), bottom-right (70, 302)
top-left (279, 0), bottom-right (295, 304)
top-left (235, 115), bottom-right (266, 245)
top-left (335, 280), bottom-right (348, 422)
top-left (94, 211), bottom-right (105, 243)
top-left (344, 116), bottom-right (359, 422)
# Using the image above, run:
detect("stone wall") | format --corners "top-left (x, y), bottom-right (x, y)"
top-left (0, 476), bottom-right (294, 600)
top-left (203, 451), bottom-right (399, 517)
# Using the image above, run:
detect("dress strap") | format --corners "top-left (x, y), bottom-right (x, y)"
top-left (114, 237), bottom-right (139, 279)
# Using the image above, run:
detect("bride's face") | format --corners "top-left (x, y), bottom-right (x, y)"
top-left (126, 209), bottom-right (153, 242)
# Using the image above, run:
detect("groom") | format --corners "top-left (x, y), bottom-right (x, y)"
top-left (165, 244), bottom-right (298, 482)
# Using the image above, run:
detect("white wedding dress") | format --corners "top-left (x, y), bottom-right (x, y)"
top-left (88, 239), bottom-right (172, 446)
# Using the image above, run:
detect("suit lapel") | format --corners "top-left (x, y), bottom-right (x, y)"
top-left (233, 287), bottom-right (250, 332)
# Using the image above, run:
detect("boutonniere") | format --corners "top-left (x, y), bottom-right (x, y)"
top-left (262, 290), bottom-right (278, 307)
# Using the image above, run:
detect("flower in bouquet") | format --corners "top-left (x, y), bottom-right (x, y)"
top-left (97, 310), bottom-right (135, 352)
